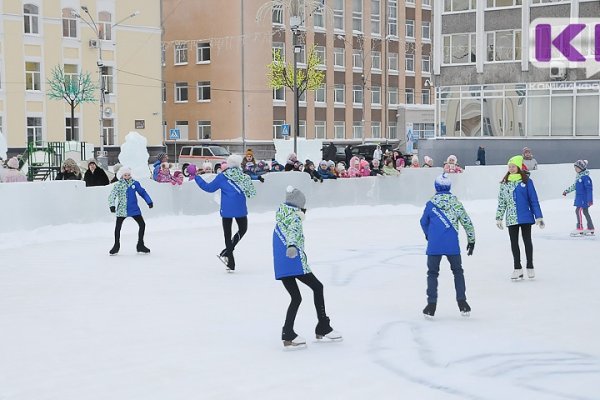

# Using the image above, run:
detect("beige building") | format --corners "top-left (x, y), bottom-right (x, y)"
top-left (162, 0), bottom-right (434, 156)
top-left (0, 0), bottom-right (163, 160)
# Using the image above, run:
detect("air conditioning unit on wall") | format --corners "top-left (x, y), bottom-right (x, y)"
top-left (89, 39), bottom-right (98, 49)
top-left (550, 65), bottom-right (567, 81)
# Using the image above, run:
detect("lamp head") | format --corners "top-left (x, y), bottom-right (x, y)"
top-left (81, 5), bottom-right (89, 12)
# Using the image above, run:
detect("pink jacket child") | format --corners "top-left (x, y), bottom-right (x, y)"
top-left (1, 157), bottom-right (27, 183)
top-left (336, 163), bottom-right (349, 178)
top-left (172, 171), bottom-right (184, 185)
top-left (443, 155), bottom-right (463, 173)
top-left (156, 162), bottom-right (174, 183)
top-left (359, 159), bottom-right (371, 176)
top-left (347, 156), bottom-right (361, 177)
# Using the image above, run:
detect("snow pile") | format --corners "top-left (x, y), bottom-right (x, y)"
top-left (118, 132), bottom-right (151, 179)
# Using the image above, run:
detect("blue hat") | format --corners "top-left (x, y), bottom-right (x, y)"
top-left (434, 173), bottom-right (451, 193)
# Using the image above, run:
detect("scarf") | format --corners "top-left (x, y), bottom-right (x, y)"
top-left (507, 173), bottom-right (522, 182)
top-left (223, 167), bottom-right (256, 198)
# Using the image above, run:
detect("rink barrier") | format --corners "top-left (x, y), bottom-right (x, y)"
top-left (0, 164), bottom-right (596, 233)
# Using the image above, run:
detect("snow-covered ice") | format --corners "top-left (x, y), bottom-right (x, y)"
top-left (1, 198), bottom-right (598, 400)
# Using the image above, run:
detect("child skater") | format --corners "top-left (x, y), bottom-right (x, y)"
top-left (194, 154), bottom-right (256, 271)
top-left (563, 160), bottom-right (594, 236)
top-left (420, 174), bottom-right (475, 318)
top-left (273, 186), bottom-right (342, 347)
top-left (107, 167), bottom-right (153, 255)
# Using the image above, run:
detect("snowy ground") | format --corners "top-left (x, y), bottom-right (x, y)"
top-left (1, 199), bottom-right (599, 400)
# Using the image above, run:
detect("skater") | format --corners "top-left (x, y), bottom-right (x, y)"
top-left (563, 160), bottom-right (594, 236)
top-left (107, 167), bottom-right (153, 255)
top-left (274, 186), bottom-right (342, 347)
top-left (420, 174), bottom-right (475, 318)
top-left (193, 154), bottom-right (256, 271)
top-left (496, 155), bottom-right (544, 280)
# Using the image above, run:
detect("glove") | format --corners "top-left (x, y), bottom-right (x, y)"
top-left (466, 242), bottom-right (475, 256)
top-left (425, 235), bottom-right (428, 241)
top-left (186, 164), bottom-right (197, 177)
top-left (562, 191), bottom-right (567, 197)
top-left (535, 218), bottom-right (545, 229)
top-left (589, 202), bottom-right (593, 207)
top-left (286, 246), bottom-right (298, 258)
top-left (148, 203), bottom-right (154, 209)
top-left (110, 206), bottom-right (116, 213)
top-left (496, 219), bottom-right (504, 230)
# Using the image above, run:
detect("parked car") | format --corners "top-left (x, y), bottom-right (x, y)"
top-left (179, 145), bottom-right (230, 174)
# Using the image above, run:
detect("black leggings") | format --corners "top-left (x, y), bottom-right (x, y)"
top-left (508, 224), bottom-right (533, 269)
top-left (576, 207), bottom-right (595, 230)
top-left (114, 215), bottom-right (145, 244)
top-left (281, 273), bottom-right (327, 335)
top-left (221, 217), bottom-right (248, 255)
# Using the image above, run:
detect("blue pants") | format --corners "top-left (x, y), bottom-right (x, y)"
top-left (427, 255), bottom-right (466, 304)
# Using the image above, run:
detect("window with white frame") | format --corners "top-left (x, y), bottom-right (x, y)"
top-left (372, 121), bottom-right (381, 138)
top-left (422, 89), bottom-right (430, 105)
top-left (422, 55), bottom-right (431, 72)
top-left (372, 51), bottom-right (381, 70)
top-left (197, 42), bottom-right (210, 63)
top-left (175, 82), bottom-right (188, 102)
top-left (272, 6), bottom-right (283, 24)
top-left (405, 88), bottom-right (414, 104)
top-left (273, 87), bottom-right (285, 101)
top-left (25, 62), bottom-right (41, 91)
top-left (422, 21), bottom-right (431, 40)
top-left (62, 8), bottom-right (77, 38)
top-left (315, 121), bottom-right (326, 139)
top-left (198, 121), bottom-right (211, 139)
top-left (273, 120), bottom-right (285, 139)
top-left (273, 42), bottom-right (285, 61)
top-left (101, 66), bottom-right (113, 93)
top-left (299, 90), bottom-right (307, 102)
top-left (407, 0), bottom-right (415, 4)
top-left (486, 30), bottom-right (521, 62)
top-left (315, 83), bottom-right (326, 103)
top-left (422, 0), bottom-right (431, 5)
top-left (64, 64), bottom-right (78, 87)
top-left (26, 116), bottom-right (43, 145)
top-left (443, 33), bottom-right (477, 64)
top-left (531, 0), bottom-right (566, 3)
top-left (334, 84), bottom-right (345, 103)
top-left (406, 20), bottom-right (415, 38)
top-left (299, 120), bottom-right (306, 137)
top-left (162, 83), bottom-right (166, 102)
top-left (352, 0), bottom-right (363, 32)
top-left (353, 122), bottom-right (364, 139)
top-left (298, 46), bottom-right (306, 64)
top-left (353, 50), bottom-right (363, 69)
top-left (388, 121), bottom-right (397, 139)
top-left (405, 53), bottom-right (414, 71)
top-left (334, 47), bottom-right (345, 67)
top-left (98, 11), bottom-right (111, 40)
top-left (65, 117), bottom-right (79, 141)
top-left (175, 43), bottom-right (188, 64)
top-left (413, 123), bottom-right (435, 139)
top-left (334, 121), bottom-right (345, 138)
top-left (444, 0), bottom-right (477, 12)
top-left (388, 87), bottom-right (398, 105)
top-left (488, 0), bottom-right (522, 6)
top-left (388, 53), bottom-right (398, 71)
top-left (315, 46), bottom-right (326, 65)
top-left (371, 0), bottom-right (380, 35)
top-left (175, 121), bottom-right (189, 140)
top-left (334, 0), bottom-right (344, 30)
top-left (314, 8), bottom-right (324, 29)
top-left (103, 119), bottom-right (114, 146)
top-left (353, 85), bottom-right (363, 104)
top-left (371, 85), bottom-right (381, 104)
top-left (24, 4), bottom-right (39, 34)
top-left (197, 81), bottom-right (211, 101)
top-left (161, 44), bottom-right (166, 66)
top-left (388, 0), bottom-right (397, 36)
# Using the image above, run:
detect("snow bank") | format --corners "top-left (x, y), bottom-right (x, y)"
top-left (0, 164), bottom-right (596, 233)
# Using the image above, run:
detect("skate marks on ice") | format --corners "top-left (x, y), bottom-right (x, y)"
top-left (537, 233), bottom-right (597, 242)
top-left (370, 321), bottom-right (600, 400)
top-left (310, 245), bottom-right (425, 286)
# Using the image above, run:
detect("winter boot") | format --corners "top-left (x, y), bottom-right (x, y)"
top-left (423, 303), bottom-right (436, 318)
top-left (458, 300), bottom-right (471, 317)
top-left (109, 243), bottom-right (120, 255)
top-left (511, 269), bottom-right (524, 281)
top-left (526, 268), bottom-right (535, 279)
top-left (136, 242), bottom-right (150, 254)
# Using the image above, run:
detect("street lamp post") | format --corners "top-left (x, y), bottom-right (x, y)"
top-left (291, 18), bottom-right (301, 155)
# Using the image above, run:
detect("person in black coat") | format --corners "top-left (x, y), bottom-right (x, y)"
top-left (55, 158), bottom-right (82, 180)
top-left (84, 160), bottom-right (110, 186)
top-left (324, 142), bottom-right (337, 162)
top-left (476, 146), bottom-right (486, 165)
top-left (345, 145), bottom-right (353, 166)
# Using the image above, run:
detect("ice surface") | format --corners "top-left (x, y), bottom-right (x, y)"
top-left (118, 131), bottom-right (151, 179)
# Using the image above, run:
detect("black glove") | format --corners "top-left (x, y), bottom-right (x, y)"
top-left (110, 206), bottom-right (115, 213)
top-left (258, 176), bottom-right (265, 183)
top-left (425, 235), bottom-right (428, 241)
top-left (148, 203), bottom-right (154, 209)
top-left (466, 242), bottom-right (475, 256)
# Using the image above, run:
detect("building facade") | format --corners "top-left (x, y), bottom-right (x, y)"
top-left (0, 0), bottom-right (163, 160)
top-left (426, 0), bottom-right (600, 167)
top-left (162, 0), bottom-right (434, 157)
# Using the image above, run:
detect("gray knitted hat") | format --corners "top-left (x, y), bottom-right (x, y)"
top-left (574, 160), bottom-right (588, 171)
top-left (286, 186), bottom-right (306, 209)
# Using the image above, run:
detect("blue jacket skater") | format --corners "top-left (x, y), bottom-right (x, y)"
top-left (152, 159), bottom-right (161, 181)
top-left (194, 167), bottom-right (256, 218)
top-left (564, 170), bottom-right (593, 207)
top-left (108, 178), bottom-right (152, 217)
top-left (273, 203), bottom-right (311, 279)
top-left (496, 178), bottom-right (543, 226)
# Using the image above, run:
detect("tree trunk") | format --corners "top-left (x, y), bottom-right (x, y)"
top-left (70, 103), bottom-right (76, 141)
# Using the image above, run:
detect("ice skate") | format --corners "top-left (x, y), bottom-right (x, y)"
top-left (584, 229), bottom-right (595, 236)
top-left (216, 254), bottom-right (234, 272)
top-left (136, 242), bottom-right (150, 254)
top-left (283, 335), bottom-right (307, 348)
top-left (526, 268), bottom-right (535, 279)
top-left (511, 269), bottom-right (524, 281)
top-left (109, 243), bottom-right (120, 255)
top-left (423, 303), bottom-right (436, 319)
top-left (458, 300), bottom-right (471, 317)
top-left (315, 330), bottom-right (343, 341)
top-left (570, 229), bottom-right (585, 237)
top-left (314, 317), bottom-right (342, 341)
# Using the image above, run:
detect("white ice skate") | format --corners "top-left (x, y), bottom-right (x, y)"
top-left (511, 269), bottom-right (524, 281)
top-left (583, 229), bottom-right (595, 236)
top-left (570, 229), bottom-right (585, 237)
top-left (526, 268), bottom-right (535, 279)
top-left (283, 335), bottom-right (307, 349)
top-left (315, 330), bottom-right (343, 342)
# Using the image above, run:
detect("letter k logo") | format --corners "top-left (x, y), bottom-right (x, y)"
top-left (536, 23), bottom-right (586, 62)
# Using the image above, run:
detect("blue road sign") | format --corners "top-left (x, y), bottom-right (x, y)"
top-left (282, 124), bottom-right (290, 137)
top-left (169, 128), bottom-right (181, 140)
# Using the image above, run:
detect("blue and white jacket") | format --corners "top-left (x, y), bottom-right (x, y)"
top-left (108, 179), bottom-right (152, 217)
top-left (564, 170), bottom-right (593, 208)
top-left (496, 178), bottom-right (543, 226)
top-left (420, 191), bottom-right (475, 256)
top-left (194, 168), bottom-right (256, 218)
top-left (273, 203), bottom-right (311, 279)
top-left (152, 159), bottom-right (161, 181)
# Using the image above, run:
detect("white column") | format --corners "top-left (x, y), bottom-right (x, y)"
top-left (522, 0), bottom-right (529, 72)
top-left (476, 1), bottom-right (484, 74)
top-left (433, 0), bottom-right (442, 75)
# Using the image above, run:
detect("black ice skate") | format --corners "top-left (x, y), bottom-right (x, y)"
top-left (423, 303), bottom-right (436, 318)
top-left (216, 253), bottom-right (235, 272)
top-left (458, 300), bottom-right (471, 317)
top-left (136, 242), bottom-right (150, 254)
top-left (109, 243), bottom-right (120, 255)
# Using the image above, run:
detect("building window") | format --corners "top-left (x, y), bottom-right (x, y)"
top-left (444, 0), bottom-right (477, 12)
top-left (175, 43), bottom-right (188, 65)
top-left (198, 121), bottom-right (211, 139)
top-left (27, 116), bottom-right (43, 145)
top-left (334, 121), bottom-right (345, 139)
top-left (162, 83), bottom-right (166, 102)
top-left (272, 6), bottom-right (283, 24)
top-left (443, 33), bottom-right (477, 64)
top-left (175, 82), bottom-right (188, 102)
top-left (298, 46), bottom-right (306, 65)
top-left (273, 42), bottom-right (285, 61)
top-left (299, 120), bottom-right (306, 138)
top-left (413, 123), bottom-right (435, 139)
top-left (422, 89), bottom-right (430, 105)
top-left (273, 120), bottom-right (285, 139)
top-left (371, 0), bottom-right (380, 35)
top-left (488, 0), bottom-right (522, 7)
top-left (353, 122), bottom-right (364, 139)
top-left (371, 85), bottom-right (381, 104)
top-left (315, 83), bottom-right (326, 103)
top-left (273, 87), bottom-right (285, 101)
top-left (352, 0), bottom-right (363, 32)
top-left (65, 117), bottom-right (79, 141)
top-left (25, 62), bottom-right (41, 91)
top-left (24, 4), bottom-right (39, 34)
top-left (64, 64), bottom-right (78, 87)
top-left (388, 0), bottom-right (397, 36)
top-left (98, 11), bottom-right (111, 40)
top-left (423, 0), bottom-right (431, 5)
top-left (372, 121), bottom-right (381, 138)
top-left (62, 8), bottom-right (77, 38)
top-left (372, 51), bottom-right (381, 70)
top-left (353, 85), bottom-right (363, 105)
top-left (406, 20), bottom-right (415, 38)
top-left (422, 22), bottom-right (431, 40)
top-left (175, 121), bottom-right (189, 140)
top-left (405, 53), bottom-right (415, 72)
top-left (388, 53), bottom-right (398, 71)
top-left (388, 122), bottom-right (397, 139)
top-left (101, 66), bottom-right (113, 94)
top-left (197, 42), bottom-right (210, 63)
top-left (197, 81), bottom-right (211, 101)
top-left (334, 0), bottom-right (344, 30)
top-left (315, 46), bottom-right (326, 65)
top-left (314, 8), bottom-right (325, 29)
top-left (422, 55), bottom-right (431, 73)
top-left (161, 44), bottom-right (166, 66)
top-left (299, 90), bottom-right (307, 102)
top-left (103, 119), bottom-right (114, 146)
top-left (388, 87), bottom-right (398, 105)
top-left (353, 50), bottom-right (363, 69)
top-left (486, 30), bottom-right (521, 62)
top-left (405, 88), bottom-right (414, 104)
top-left (315, 121), bottom-right (326, 139)
top-left (334, 84), bottom-right (345, 104)
top-left (334, 47), bottom-right (345, 67)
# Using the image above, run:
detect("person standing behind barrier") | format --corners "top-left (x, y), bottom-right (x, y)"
top-left (476, 146), bottom-right (486, 165)
top-left (84, 160), bottom-right (109, 187)
top-left (55, 158), bottom-right (82, 180)
top-left (1, 157), bottom-right (27, 183)
top-left (193, 154), bottom-right (256, 272)
top-left (345, 145), bottom-right (353, 166)
top-left (496, 155), bottom-right (544, 281)
top-left (324, 142), bottom-right (337, 162)
top-left (152, 152), bottom-right (168, 181)
top-left (522, 147), bottom-right (538, 171)
top-left (373, 145), bottom-right (383, 163)
top-left (383, 158), bottom-right (400, 176)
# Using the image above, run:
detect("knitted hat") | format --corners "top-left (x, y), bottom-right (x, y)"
top-left (226, 154), bottom-right (242, 169)
top-left (286, 186), bottom-right (306, 209)
top-left (120, 167), bottom-right (132, 176)
top-left (157, 152), bottom-right (167, 162)
top-left (424, 156), bottom-right (432, 165)
top-left (447, 155), bottom-right (457, 163)
top-left (574, 160), bottom-right (588, 171)
top-left (434, 173), bottom-right (452, 193)
top-left (508, 155), bottom-right (524, 169)
top-left (7, 157), bottom-right (19, 169)
top-left (245, 149), bottom-right (254, 157)
top-left (372, 158), bottom-right (380, 167)
top-left (327, 160), bottom-right (335, 168)
top-left (522, 147), bottom-right (531, 154)
top-left (202, 161), bottom-right (213, 172)
top-left (186, 164), bottom-right (197, 176)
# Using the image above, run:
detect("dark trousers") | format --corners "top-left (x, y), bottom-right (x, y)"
top-left (281, 273), bottom-right (328, 338)
top-left (576, 207), bottom-right (594, 230)
top-left (508, 224), bottom-right (533, 269)
top-left (221, 217), bottom-right (248, 256)
top-left (114, 215), bottom-right (145, 244)
top-left (426, 255), bottom-right (466, 304)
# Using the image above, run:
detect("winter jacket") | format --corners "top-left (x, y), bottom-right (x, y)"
top-left (476, 148), bottom-right (486, 165)
top-left (84, 168), bottom-right (109, 187)
top-left (496, 178), bottom-right (543, 226)
top-left (152, 160), bottom-right (161, 181)
top-left (273, 203), bottom-right (311, 279)
top-left (1, 169), bottom-right (27, 183)
top-left (564, 170), bottom-right (593, 207)
top-left (316, 168), bottom-right (337, 180)
top-left (523, 158), bottom-right (538, 171)
top-left (55, 171), bottom-right (81, 180)
top-left (420, 192), bottom-right (475, 256)
top-left (370, 167), bottom-right (384, 176)
top-left (383, 165), bottom-right (400, 176)
top-left (443, 163), bottom-right (463, 174)
top-left (156, 168), bottom-right (174, 183)
top-left (194, 167), bottom-right (256, 218)
top-left (108, 178), bottom-right (152, 217)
